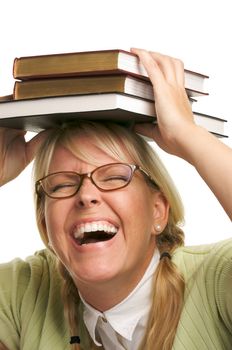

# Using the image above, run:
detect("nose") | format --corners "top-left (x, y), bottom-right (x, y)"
top-left (74, 176), bottom-right (101, 208)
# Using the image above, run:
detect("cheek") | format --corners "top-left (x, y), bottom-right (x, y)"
top-left (114, 187), bottom-right (155, 232)
top-left (44, 201), bottom-right (72, 263)
top-left (44, 200), bottom-right (68, 241)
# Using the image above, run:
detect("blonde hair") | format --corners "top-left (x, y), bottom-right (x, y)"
top-left (33, 121), bottom-right (185, 350)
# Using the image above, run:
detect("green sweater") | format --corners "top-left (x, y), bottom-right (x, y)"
top-left (0, 238), bottom-right (232, 349)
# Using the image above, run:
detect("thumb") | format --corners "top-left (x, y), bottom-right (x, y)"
top-left (133, 122), bottom-right (157, 140)
top-left (25, 130), bottom-right (51, 163)
top-left (133, 123), bottom-right (173, 154)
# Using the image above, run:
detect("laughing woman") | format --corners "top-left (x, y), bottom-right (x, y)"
top-left (0, 49), bottom-right (232, 350)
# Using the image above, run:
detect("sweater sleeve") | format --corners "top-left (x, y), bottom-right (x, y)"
top-left (214, 241), bottom-right (232, 333)
top-left (0, 250), bottom-right (69, 350)
top-left (172, 238), bottom-right (232, 349)
top-left (0, 257), bottom-right (32, 349)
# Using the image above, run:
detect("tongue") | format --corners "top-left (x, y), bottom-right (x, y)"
top-left (79, 231), bottom-right (114, 245)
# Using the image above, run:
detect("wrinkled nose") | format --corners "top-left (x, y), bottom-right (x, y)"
top-left (74, 177), bottom-right (101, 208)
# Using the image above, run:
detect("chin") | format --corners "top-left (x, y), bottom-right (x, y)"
top-left (71, 261), bottom-right (123, 286)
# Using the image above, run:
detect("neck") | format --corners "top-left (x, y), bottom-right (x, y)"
top-left (78, 279), bottom-right (136, 311)
top-left (75, 252), bottom-right (155, 311)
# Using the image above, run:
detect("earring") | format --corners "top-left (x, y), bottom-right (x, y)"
top-left (48, 241), bottom-right (53, 248)
top-left (155, 224), bottom-right (162, 233)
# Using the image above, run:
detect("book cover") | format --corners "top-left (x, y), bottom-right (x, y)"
top-left (13, 49), bottom-right (209, 95)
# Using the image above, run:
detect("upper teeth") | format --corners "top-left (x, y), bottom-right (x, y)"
top-left (73, 221), bottom-right (118, 239)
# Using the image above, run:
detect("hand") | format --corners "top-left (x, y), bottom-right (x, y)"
top-left (0, 128), bottom-right (48, 186)
top-left (131, 48), bottom-right (197, 159)
top-left (131, 49), bottom-right (232, 219)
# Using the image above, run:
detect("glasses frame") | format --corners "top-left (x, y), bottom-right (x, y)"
top-left (35, 162), bottom-right (156, 199)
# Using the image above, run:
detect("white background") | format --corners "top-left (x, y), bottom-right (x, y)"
top-left (0, 0), bottom-right (231, 262)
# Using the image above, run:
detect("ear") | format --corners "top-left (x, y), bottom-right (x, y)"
top-left (151, 191), bottom-right (169, 236)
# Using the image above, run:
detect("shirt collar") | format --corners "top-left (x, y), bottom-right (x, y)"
top-left (79, 250), bottom-right (160, 345)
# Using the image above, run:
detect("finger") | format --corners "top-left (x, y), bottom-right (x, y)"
top-left (133, 122), bottom-right (157, 140)
top-left (149, 51), bottom-right (177, 83)
top-left (149, 51), bottom-right (185, 86)
top-left (131, 48), bottom-right (165, 89)
top-left (171, 57), bottom-right (185, 86)
top-left (133, 123), bottom-right (175, 155)
top-left (132, 48), bottom-right (185, 88)
top-left (0, 128), bottom-right (26, 147)
top-left (150, 126), bottom-right (172, 153)
top-left (0, 127), bottom-right (26, 136)
top-left (25, 129), bottom-right (51, 163)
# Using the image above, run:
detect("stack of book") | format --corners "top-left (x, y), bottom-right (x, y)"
top-left (0, 49), bottom-right (228, 137)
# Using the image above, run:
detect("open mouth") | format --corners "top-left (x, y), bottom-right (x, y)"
top-left (77, 231), bottom-right (116, 245)
top-left (73, 221), bottom-right (118, 246)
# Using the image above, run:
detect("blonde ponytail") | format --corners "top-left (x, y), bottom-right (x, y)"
top-left (141, 224), bottom-right (185, 350)
top-left (57, 261), bottom-right (102, 350)
top-left (57, 261), bottom-right (81, 350)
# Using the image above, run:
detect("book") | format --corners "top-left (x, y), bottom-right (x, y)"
top-left (13, 74), bottom-right (201, 101)
top-left (13, 74), bottom-right (155, 101)
top-left (191, 111), bottom-right (227, 137)
top-left (0, 93), bottom-right (227, 137)
top-left (0, 94), bottom-right (13, 102)
top-left (13, 49), bottom-right (208, 97)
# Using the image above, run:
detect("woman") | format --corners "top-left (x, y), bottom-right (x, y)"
top-left (0, 49), bottom-right (232, 350)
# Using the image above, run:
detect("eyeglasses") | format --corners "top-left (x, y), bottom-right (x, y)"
top-left (35, 163), bottom-right (156, 199)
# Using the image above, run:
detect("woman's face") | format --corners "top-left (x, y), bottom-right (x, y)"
top-left (44, 136), bottom-right (168, 293)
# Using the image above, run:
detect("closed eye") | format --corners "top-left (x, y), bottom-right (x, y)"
top-left (103, 176), bottom-right (128, 182)
top-left (51, 183), bottom-right (78, 193)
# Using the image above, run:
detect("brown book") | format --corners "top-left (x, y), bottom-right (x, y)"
top-left (13, 49), bottom-right (208, 96)
top-left (14, 74), bottom-right (155, 101)
top-left (0, 94), bottom-right (13, 102)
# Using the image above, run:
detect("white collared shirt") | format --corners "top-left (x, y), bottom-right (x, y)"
top-left (79, 250), bottom-right (159, 349)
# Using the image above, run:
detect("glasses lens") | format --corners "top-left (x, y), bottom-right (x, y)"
top-left (41, 172), bottom-right (80, 198)
top-left (93, 164), bottom-right (133, 190)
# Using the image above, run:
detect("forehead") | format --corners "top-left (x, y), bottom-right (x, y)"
top-left (49, 138), bottom-right (131, 172)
